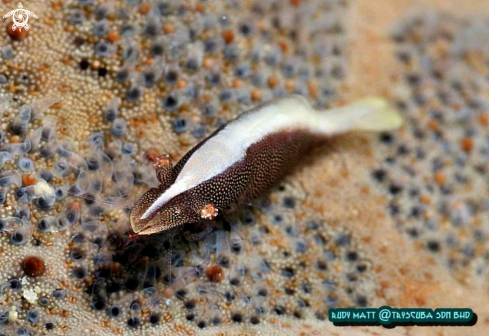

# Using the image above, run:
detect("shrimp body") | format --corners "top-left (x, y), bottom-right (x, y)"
top-left (130, 95), bottom-right (402, 235)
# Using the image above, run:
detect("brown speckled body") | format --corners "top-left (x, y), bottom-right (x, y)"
top-left (130, 128), bottom-right (322, 234)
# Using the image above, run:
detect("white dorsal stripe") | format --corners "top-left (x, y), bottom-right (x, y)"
top-left (140, 95), bottom-right (401, 219)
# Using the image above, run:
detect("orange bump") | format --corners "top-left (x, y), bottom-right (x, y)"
top-left (222, 29), bottom-right (234, 44)
top-left (427, 119), bottom-right (439, 131)
top-left (107, 31), bottom-right (120, 43)
top-left (278, 40), bottom-right (289, 53)
top-left (478, 113), bottom-right (488, 126)
top-left (22, 174), bottom-right (36, 186)
top-left (460, 137), bottom-right (473, 153)
top-left (251, 90), bottom-right (261, 101)
top-left (21, 256), bottom-right (45, 277)
top-left (139, 3), bottom-right (151, 15)
top-left (203, 58), bottom-right (213, 69)
top-left (195, 2), bottom-right (205, 13)
top-left (176, 80), bottom-right (186, 89)
top-left (206, 265), bottom-right (225, 282)
top-left (10, 136), bottom-right (21, 143)
top-left (44, 18), bottom-right (55, 26)
top-left (285, 79), bottom-right (294, 91)
top-left (163, 287), bottom-right (173, 298)
top-left (163, 23), bottom-right (174, 34)
top-left (163, 313), bottom-right (172, 322)
top-left (67, 200), bottom-right (81, 212)
top-left (419, 195), bottom-right (431, 204)
top-left (268, 75), bottom-right (279, 88)
top-left (434, 172), bottom-right (446, 185)
top-left (52, 2), bottom-right (63, 11)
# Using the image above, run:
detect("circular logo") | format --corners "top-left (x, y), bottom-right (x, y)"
top-left (13, 9), bottom-right (28, 28)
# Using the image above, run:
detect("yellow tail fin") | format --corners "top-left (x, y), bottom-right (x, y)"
top-left (350, 97), bottom-right (403, 132)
